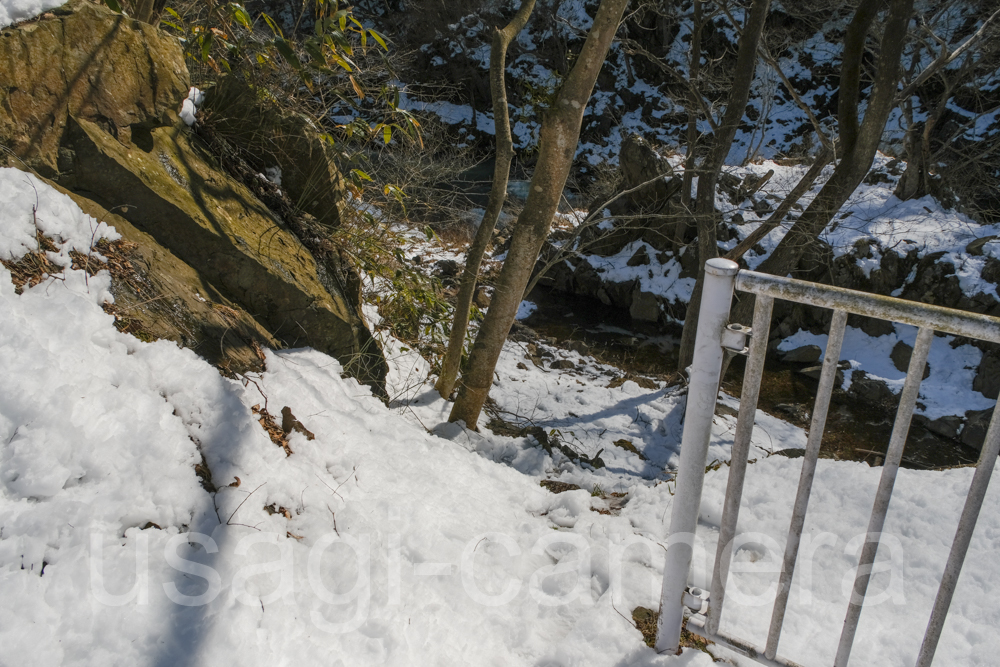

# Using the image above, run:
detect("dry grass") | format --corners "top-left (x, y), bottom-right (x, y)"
top-left (0, 232), bottom-right (61, 294)
top-left (251, 404), bottom-right (291, 456)
top-left (73, 238), bottom-right (161, 342)
top-left (612, 438), bottom-right (647, 461)
top-left (631, 607), bottom-right (717, 657)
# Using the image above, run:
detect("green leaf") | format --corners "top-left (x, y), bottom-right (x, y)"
top-left (352, 19), bottom-right (367, 49)
top-left (303, 39), bottom-right (325, 65)
top-left (274, 38), bottom-right (302, 71)
top-left (404, 115), bottom-right (423, 149)
top-left (382, 124), bottom-right (392, 144)
top-left (200, 33), bottom-right (214, 62)
top-left (103, 0), bottom-right (123, 12)
top-left (351, 169), bottom-right (373, 182)
top-left (327, 50), bottom-right (353, 72)
top-left (228, 4), bottom-right (253, 31)
top-left (261, 12), bottom-right (283, 38)
top-left (325, 29), bottom-right (352, 55)
top-left (368, 28), bottom-right (388, 51)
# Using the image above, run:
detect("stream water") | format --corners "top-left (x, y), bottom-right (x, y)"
top-left (521, 286), bottom-right (980, 470)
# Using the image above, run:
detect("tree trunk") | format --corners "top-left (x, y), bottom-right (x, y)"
top-left (838, 0), bottom-right (886, 155)
top-left (895, 77), bottom-right (951, 201)
top-left (676, 0), bottom-right (772, 372)
top-left (449, 0), bottom-right (630, 429)
top-left (435, 0), bottom-right (535, 399)
top-left (675, 0), bottom-right (704, 247)
top-left (723, 147), bottom-right (833, 262)
top-left (753, 0), bottom-right (913, 278)
top-left (727, 0), bottom-right (914, 333)
top-left (131, 0), bottom-right (166, 25)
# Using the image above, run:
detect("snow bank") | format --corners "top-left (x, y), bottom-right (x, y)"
top-left (179, 87), bottom-right (204, 126)
top-left (778, 324), bottom-right (995, 420)
top-left (0, 167), bottom-right (714, 666)
top-left (0, 168), bottom-right (119, 263)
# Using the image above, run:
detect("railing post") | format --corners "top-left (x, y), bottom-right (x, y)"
top-left (656, 258), bottom-right (739, 653)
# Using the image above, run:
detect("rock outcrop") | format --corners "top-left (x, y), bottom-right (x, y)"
top-left (0, 0), bottom-right (188, 176)
top-left (1, 0), bottom-right (387, 395)
top-left (50, 177), bottom-right (280, 375)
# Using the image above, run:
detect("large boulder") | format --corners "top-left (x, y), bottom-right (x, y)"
top-left (45, 175), bottom-right (280, 375)
top-left (0, 0), bottom-right (188, 176)
top-left (618, 134), bottom-right (682, 251)
top-left (973, 348), bottom-right (1000, 400)
top-left (962, 408), bottom-right (994, 452)
top-left (60, 116), bottom-right (386, 393)
top-left (629, 288), bottom-right (661, 322)
top-left (846, 371), bottom-right (898, 409)
top-left (1, 0), bottom-right (387, 395)
top-left (583, 136), bottom-right (683, 257)
top-left (620, 134), bottom-right (675, 212)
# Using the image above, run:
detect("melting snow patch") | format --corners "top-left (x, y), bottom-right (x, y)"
top-left (516, 300), bottom-right (538, 320)
top-left (0, 0), bottom-right (64, 27)
top-left (179, 87), bottom-right (204, 127)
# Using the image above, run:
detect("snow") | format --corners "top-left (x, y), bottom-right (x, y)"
top-left (264, 166), bottom-right (282, 187)
top-left (585, 240), bottom-right (696, 309)
top-left (516, 300), bottom-right (538, 320)
top-left (0, 169), bottom-right (120, 262)
top-left (3, 128), bottom-right (1000, 667)
top-left (180, 87), bottom-right (204, 127)
top-left (0, 0), bottom-right (63, 27)
top-left (4, 167), bottom-right (720, 666)
top-left (2, 0), bottom-right (999, 662)
top-left (777, 324), bottom-right (995, 420)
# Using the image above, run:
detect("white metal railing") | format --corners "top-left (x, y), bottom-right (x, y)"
top-left (655, 258), bottom-right (1000, 666)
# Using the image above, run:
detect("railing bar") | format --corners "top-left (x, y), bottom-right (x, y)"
top-left (735, 271), bottom-right (1000, 344)
top-left (687, 621), bottom-right (809, 667)
top-left (914, 405), bottom-right (1000, 667)
top-left (764, 309), bottom-right (849, 659)
top-left (707, 294), bottom-right (775, 636)
top-left (833, 326), bottom-right (935, 667)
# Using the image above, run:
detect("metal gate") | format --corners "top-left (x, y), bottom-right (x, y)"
top-left (655, 258), bottom-right (1000, 666)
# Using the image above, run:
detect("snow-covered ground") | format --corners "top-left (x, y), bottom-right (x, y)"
top-left (3, 167), bottom-right (1000, 667)
top-left (550, 152), bottom-right (1000, 424)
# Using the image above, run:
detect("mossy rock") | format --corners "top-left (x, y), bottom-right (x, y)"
top-left (40, 172), bottom-right (279, 374)
top-left (61, 115), bottom-right (385, 394)
top-left (0, 0), bottom-right (188, 176)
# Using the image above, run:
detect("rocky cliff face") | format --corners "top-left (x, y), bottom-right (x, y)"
top-left (0, 0), bottom-right (387, 396)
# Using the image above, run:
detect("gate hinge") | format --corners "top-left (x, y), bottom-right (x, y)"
top-left (721, 323), bottom-right (751, 355)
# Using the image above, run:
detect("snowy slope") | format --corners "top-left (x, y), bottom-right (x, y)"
top-left (0, 168), bottom-right (714, 665)
top-left (2, 167), bottom-right (1000, 667)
